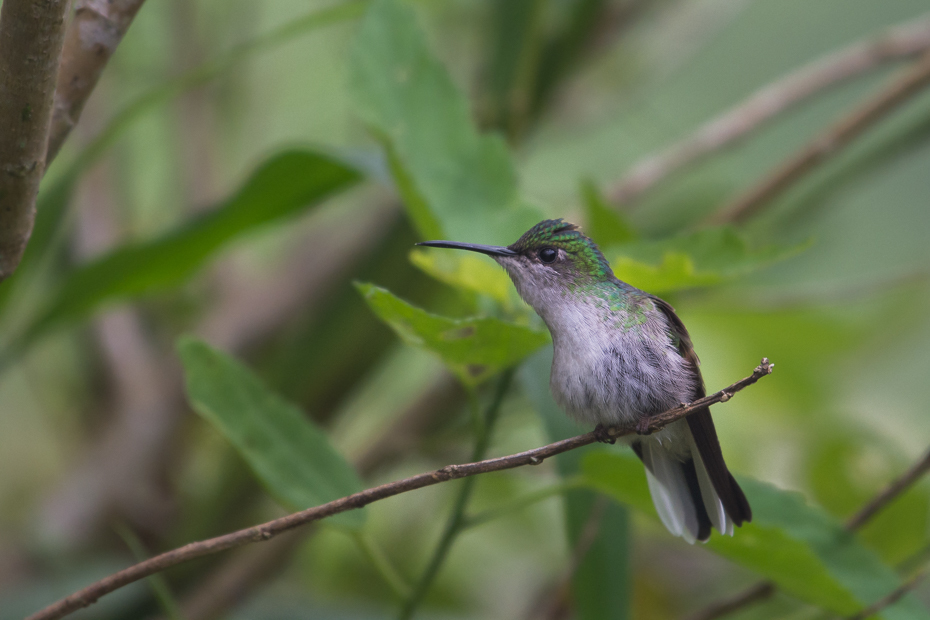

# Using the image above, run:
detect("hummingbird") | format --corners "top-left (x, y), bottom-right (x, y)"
top-left (418, 219), bottom-right (751, 542)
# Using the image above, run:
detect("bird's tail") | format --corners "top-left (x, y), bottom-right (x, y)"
top-left (633, 415), bottom-right (751, 543)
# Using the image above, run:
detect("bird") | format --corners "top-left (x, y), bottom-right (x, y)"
top-left (417, 218), bottom-right (751, 542)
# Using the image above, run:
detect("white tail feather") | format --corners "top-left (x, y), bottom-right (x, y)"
top-left (690, 439), bottom-right (731, 537)
top-left (640, 440), bottom-right (699, 544)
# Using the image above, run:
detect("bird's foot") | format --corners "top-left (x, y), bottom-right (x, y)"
top-left (593, 424), bottom-right (616, 444)
top-left (636, 417), bottom-right (653, 436)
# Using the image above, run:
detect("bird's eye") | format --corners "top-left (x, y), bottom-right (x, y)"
top-left (538, 247), bottom-right (558, 264)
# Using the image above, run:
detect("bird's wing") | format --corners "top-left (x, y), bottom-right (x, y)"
top-left (650, 296), bottom-right (752, 526)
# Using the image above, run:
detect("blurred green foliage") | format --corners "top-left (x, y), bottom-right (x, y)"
top-left (585, 451), bottom-right (927, 619)
top-left (11, 151), bottom-right (360, 355)
top-left (356, 282), bottom-right (548, 387)
top-left (1, 0), bottom-right (929, 619)
top-left (179, 338), bottom-right (367, 529)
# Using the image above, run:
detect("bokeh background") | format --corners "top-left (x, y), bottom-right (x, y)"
top-left (2, 0), bottom-right (930, 619)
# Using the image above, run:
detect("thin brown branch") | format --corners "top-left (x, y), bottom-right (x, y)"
top-left (26, 359), bottom-right (774, 620)
top-left (0, 0), bottom-right (70, 281)
top-left (46, 0), bottom-right (148, 165)
top-left (710, 49), bottom-right (930, 224)
top-left (847, 570), bottom-right (927, 620)
top-left (607, 14), bottom-right (930, 206)
top-left (170, 372), bottom-right (463, 620)
top-left (686, 582), bottom-right (776, 620)
top-left (845, 447), bottom-right (930, 531)
top-left (686, 444), bottom-right (930, 620)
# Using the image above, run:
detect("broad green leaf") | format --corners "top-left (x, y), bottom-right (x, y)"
top-left (583, 451), bottom-right (929, 620)
top-left (523, 349), bottom-right (631, 620)
top-left (581, 179), bottom-right (637, 247)
top-left (0, 3), bottom-right (368, 328)
top-left (408, 248), bottom-right (515, 308)
top-left (356, 282), bottom-right (549, 386)
top-left (613, 252), bottom-right (720, 293)
top-left (349, 0), bottom-right (543, 246)
top-left (608, 226), bottom-right (807, 293)
top-left (20, 150), bottom-right (360, 343)
top-left (178, 338), bottom-right (366, 529)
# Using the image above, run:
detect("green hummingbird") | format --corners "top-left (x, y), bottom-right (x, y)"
top-left (418, 219), bottom-right (751, 542)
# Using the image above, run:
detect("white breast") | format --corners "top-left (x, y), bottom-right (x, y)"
top-left (544, 297), bottom-right (696, 432)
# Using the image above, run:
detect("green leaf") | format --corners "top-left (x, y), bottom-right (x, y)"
top-left (608, 226), bottom-right (807, 293)
top-left (20, 150), bottom-right (360, 343)
top-left (349, 0), bottom-right (543, 246)
top-left (583, 451), bottom-right (929, 620)
top-left (613, 252), bottom-right (720, 293)
top-left (581, 179), bottom-right (637, 247)
top-left (355, 282), bottom-right (549, 386)
top-left (408, 248), bottom-right (515, 308)
top-left (178, 338), bottom-right (366, 529)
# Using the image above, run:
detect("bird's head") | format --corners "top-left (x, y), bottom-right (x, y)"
top-left (417, 219), bottom-right (614, 309)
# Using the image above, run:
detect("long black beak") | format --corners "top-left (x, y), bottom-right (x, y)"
top-left (416, 241), bottom-right (517, 257)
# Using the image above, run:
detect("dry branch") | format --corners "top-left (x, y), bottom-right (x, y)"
top-left (46, 0), bottom-right (148, 165)
top-left (710, 49), bottom-right (930, 224)
top-left (26, 359), bottom-right (774, 620)
top-left (847, 570), bottom-right (928, 620)
top-left (166, 373), bottom-right (462, 620)
top-left (685, 582), bottom-right (776, 620)
top-left (686, 445), bottom-right (930, 620)
top-left (0, 0), bottom-right (70, 281)
top-left (607, 13), bottom-right (930, 206)
top-left (845, 448), bottom-right (930, 531)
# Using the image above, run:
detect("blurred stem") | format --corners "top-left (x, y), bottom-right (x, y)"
top-left (467, 388), bottom-right (484, 442)
top-left (688, 443), bottom-right (930, 620)
top-left (1, 2), bottom-right (364, 287)
top-left (609, 12), bottom-right (930, 206)
top-left (462, 477), bottom-right (585, 530)
top-left (711, 49), bottom-right (930, 224)
top-left (398, 369), bottom-right (515, 620)
top-left (58, 0), bottom-right (368, 181)
top-left (849, 569), bottom-right (928, 620)
top-left (351, 530), bottom-right (413, 600)
top-left (506, 0), bottom-right (546, 144)
top-left (113, 522), bottom-right (185, 620)
top-left (899, 542), bottom-right (930, 575)
top-left (0, 0), bottom-right (368, 325)
top-left (845, 447), bottom-right (930, 530)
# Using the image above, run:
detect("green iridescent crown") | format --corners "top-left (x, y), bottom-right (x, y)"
top-left (510, 219), bottom-right (613, 278)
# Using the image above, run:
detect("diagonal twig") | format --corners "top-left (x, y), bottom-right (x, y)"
top-left (46, 0), bottom-right (149, 165)
top-left (847, 570), bottom-right (927, 620)
top-left (686, 445), bottom-right (930, 620)
top-left (710, 49), bottom-right (930, 224)
top-left (170, 371), bottom-right (464, 620)
top-left (685, 582), bottom-right (776, 620)
top-left (26, 358), bottom-right (774, 620)
top-left (845, 448), bottom-right (930, 531)
top-left (607, 13), bottom-right (930, 206)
